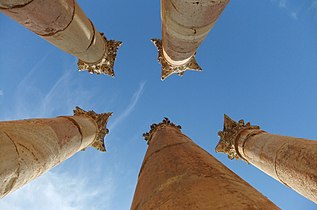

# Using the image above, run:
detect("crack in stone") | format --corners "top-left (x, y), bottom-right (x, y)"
top-left (3, 131), bottom-right (21, 195)
top-left (0, 0), bottom-right (34, 10)
top-left (17, 142), bottom-right (38, 161)
top-left (39, 0), bottom-right (75, 37)
top-left (274, 142), bottom-right (290, 187)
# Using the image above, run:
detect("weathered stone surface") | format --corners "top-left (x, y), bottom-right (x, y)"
top-left (0, 117), bottom-right (81, 198)
top-left (242, 132), bottom-right (317, 203)
top-left (42, 3), bottom-right (95, 57)
top-left (0, 0), bottom-right (32, 9)
top-left (162, 0), bottom-right (229, 62)
top-left (1, 0), bottom-right (75, 36)
top-left (216, 115), bottom-right (317, 203)
top-left (132, 120), bottom-right (279, 209)
top-left (0, 0), bottom-right (121, 76)
top-left (0, 107), bottom-right (111, 198)
top-left (154, 0), bottom-right (229, 79)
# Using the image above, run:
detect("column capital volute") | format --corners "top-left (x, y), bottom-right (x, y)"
top-left (215, 114), bottom-right (261, 160)
top-left (143, 117), bottom-right (182, 145)
top-left (73, 106), bottom-right (112, 152)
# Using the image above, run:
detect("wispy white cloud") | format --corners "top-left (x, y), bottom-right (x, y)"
top-left (0, 47), bottom-right (121, 210)
top-left (16, 51), bottom-right (52, 89)
top-left (109, 82), bottom-right (146, 130)
top-left (291, 11), bottom-right (298, 19)
top-left (4, 61), bottom-right (93, 120)
top-left (271, 0), bottom-right (298, 19)
top-left (0, 55), bottom-right (116, 208)
top-left (312, 0), bottom-right (317, 10)
top-left (270, 0), bottom-right (287, 8)
top-left (0, 90), bottom-right (3, 96)
top-left (277, 0), bottom-right (287, 8)
top-left (0, 170), bottom-right (115, 210)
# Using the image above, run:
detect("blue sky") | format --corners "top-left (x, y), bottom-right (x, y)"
top-left (0, 0), bottom-right (316, 209)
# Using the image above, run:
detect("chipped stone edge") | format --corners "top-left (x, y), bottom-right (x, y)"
top-left (73, 106), bottom-right (112, 152)
top-left (215, 114), bottom-right (260, 161)
top-left (151, 38), bottom-right (202, 80)
top-left (143, 117), bottom-right (182, 145)
top-left (78, 33), bottom-right (122, 77)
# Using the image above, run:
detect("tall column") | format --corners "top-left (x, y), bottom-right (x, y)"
top-left (0, 0), bottom-right (122, 76)
top-left (152, 0), bottom-right (229, 80)
top-left (131, 118), bottom-right (278, 209)
top-left (0, 107), bottom-right (111, 198)
top-left (216, 115), bottom-right (317, 203)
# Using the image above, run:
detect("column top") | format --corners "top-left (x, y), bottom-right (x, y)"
top-left (151, 39), bottom-right (202, 80)
top-left (143, 117), bottom-right (182, 144)
top-left (73, 106), bottom-right (112, 152)
top-left (78, 33), bottom-right (122, 77)
top-left (215, 114), bottom-right (260, 160)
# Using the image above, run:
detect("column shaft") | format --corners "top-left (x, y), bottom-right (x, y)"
top-left (0, 0), bottom-right (121, 76)
top-left (131, 118), bottom-right (278, 209)
top-left (216, 115), bottom-right (317, 203)
top-left (153, 0), bottom-right (229, 80)
top-left (0, 107), bottom-right (111, 198)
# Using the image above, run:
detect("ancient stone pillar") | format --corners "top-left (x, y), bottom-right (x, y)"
top-left (0, 107), bottom-right (111, 198)
top-left (152, 0), bottom-right (229, 80)
top-left (216, 115), bottom-right (317, 203)
top-left (131, 118), bottom-right (278, 209)
top-left (0, 0), bottom-right (121, 76)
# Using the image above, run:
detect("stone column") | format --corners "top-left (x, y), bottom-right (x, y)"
top-left (131, 118), bottom-right (278, 209)
top-left (0, 107), bottom-right (112, 198)
top-left (152, 0), bottom-right (229, 80)
top-left (216, 115), bottom-right (317, 203)
top-left (0, 0), bottom-right (122, 76)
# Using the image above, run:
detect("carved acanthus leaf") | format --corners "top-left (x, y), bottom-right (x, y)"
top-left (151, 39), bottom-right (202, 80)
top-left (215, 115), bottom-right (260, 160)
top-left (78, 33), bottom-right (122, 77)
top-left (143, 117), bottom-right (182, 145)
top-left (73, 106), bottom-right (112, 152)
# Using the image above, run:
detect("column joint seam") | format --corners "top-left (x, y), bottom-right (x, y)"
top-left (0, 0), bottom-right (34, 10)
top-left (39, 0), bottom-right (76, 37)
top-left (274, 142), bottom-right (289, 186)
top-left (238, 130), bottom-right (266, 162)
top-left (58, 116), bottom-right (84, 149)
